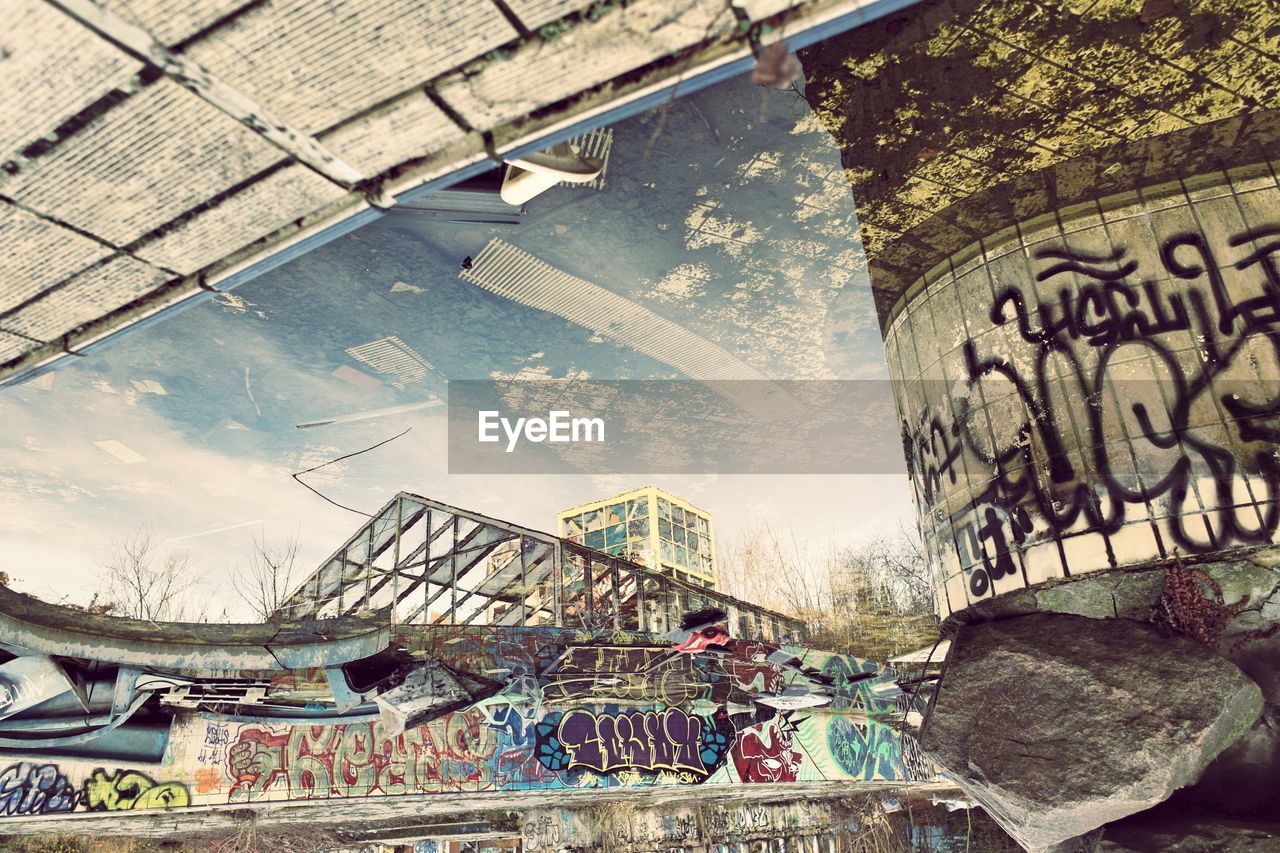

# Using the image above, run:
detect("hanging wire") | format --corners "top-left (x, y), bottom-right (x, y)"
top-left (290, 427), bottom-right (413, 517)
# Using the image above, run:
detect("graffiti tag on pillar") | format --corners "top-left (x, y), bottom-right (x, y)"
top-left (897, 221), bottom-right (1280, 604)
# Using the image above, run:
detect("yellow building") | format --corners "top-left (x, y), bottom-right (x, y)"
top-left (558, 486), bottom-right (717, 589)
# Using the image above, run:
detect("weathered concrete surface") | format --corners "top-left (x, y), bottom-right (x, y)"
top-left (800, 0), bottom-right (1280, 323)
top-left (1, 0), bottom-right (896, 384)
top-left (946, 550), bottom-right (1280, 637)
top-left (921, 613), bottom-right (1263, 852)
top-left (0, 584), bottom-right (391, 670)
top-left (0, 778), bottom-right (961, 843)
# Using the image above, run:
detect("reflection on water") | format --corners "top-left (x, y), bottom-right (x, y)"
top-left (0, 72), bottom-right (896, 615)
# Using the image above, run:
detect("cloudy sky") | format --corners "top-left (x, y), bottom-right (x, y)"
top-left (0, 71), bottom-right (913, 617)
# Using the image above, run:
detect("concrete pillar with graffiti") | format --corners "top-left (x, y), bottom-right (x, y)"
top-left (887, 175), bottom-right (1280, 620)
top-left (803, 0), bottom-right (1280, 847)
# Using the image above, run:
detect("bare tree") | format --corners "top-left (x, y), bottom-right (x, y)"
top-left (718, 521), bottom-right (938, 660)
top-left (719, 521), bottom-right (831, 618)
top-left (100, 528), bottom-right (199, 621)
top-left (717, 521), bottom-right (785, 609)
top-left (823, 529), bottom-right (939, 660)
top-left (233, 531), bottom-right (301, 622)
top-left (840, 523), bottom-right (934, 616)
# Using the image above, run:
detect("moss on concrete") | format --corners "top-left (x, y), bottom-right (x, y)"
top-left (799, 0), bottom-right (1280, 326)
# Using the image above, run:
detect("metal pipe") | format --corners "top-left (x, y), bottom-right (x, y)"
top-left (0, 712), bottom-right (115, 732)
top-left (0, 691), bottom-right (148, 749)
top-left (196, 708), bottom-right (380, 726)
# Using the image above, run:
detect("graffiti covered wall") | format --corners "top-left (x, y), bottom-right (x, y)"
top-left (191, 708), bottom-right (926, 804)
top-left (889, 169), bottom-right (1280, 619)
top-left (0, 761), bottom-right (189, 817)
top-left (0, 627), bottom-right (936, 820)
top-left (181, 647), bottom-right (933, 804)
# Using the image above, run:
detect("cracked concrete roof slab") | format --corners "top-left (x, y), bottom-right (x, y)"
top-left (0, 0), bottom-right (900, 384)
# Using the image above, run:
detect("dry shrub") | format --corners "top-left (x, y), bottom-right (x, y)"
top-left (0, 838), bottom-right (164, 853)
top-left (187, 818), bottom-right (344, 853)
top-left (1, 819), bottom-right (343, 853)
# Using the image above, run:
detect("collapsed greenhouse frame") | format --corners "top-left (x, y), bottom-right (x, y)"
top-left (276, 492), bottom-right (803, 642)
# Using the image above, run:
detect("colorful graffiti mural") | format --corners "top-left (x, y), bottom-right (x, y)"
top-left (82, 769), bottom-right (190, 811)
top-left (534, 707), bottom-right (731, 783)
top-left (193, 639), bottom-right (932, 804)
top-left (227, 713), bottom-right (501, 801)
top-left (0, 763), bottom-right (77, 817)
top-left (0, 625), bottom-right (938, 821)
top-left (731, 715), bottom-right (803, 783)
top-left (0, 762), bottom-right (189, 816)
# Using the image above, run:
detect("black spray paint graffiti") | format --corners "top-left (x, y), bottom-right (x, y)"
top-left (903, 223), bottom-right (1280, 599)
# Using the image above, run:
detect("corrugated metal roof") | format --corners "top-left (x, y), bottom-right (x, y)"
top-left (0, 0), bottom-right (902, 383)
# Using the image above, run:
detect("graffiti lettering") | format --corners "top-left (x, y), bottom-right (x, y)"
top-left (0, 762), bottom-right (77, 816)
top-left (227, 713), bottom-right (499, 802)
top-left (898, 222), bottom-right (1280, 603)
top-left (198, 722), bottom-right (231, 766)
top-left (82, 769), bottom-right (190, 811)
top-left (523, 813), bottom-right (563, 851)
top-left (545, 660), bottom-right (714, 705)
top-left (555, 709), bottom-right (707, 775)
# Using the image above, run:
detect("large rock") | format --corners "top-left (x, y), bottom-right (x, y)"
top-left (921, 613), bottom-right (1263, 852)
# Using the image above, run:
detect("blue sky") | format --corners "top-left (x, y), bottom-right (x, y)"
top-left (0, 71), bottom-right (913, 616)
